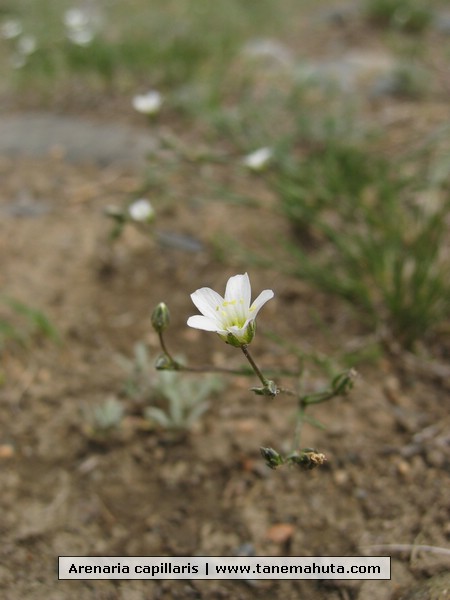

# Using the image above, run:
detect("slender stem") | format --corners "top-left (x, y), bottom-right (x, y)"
top-left (302, 391), bottom-right (335, 406)
top-left (157, 332), bottom-right (300, 394)
top-left (277, 387), bottom-right (297, 396)
top-left (177, 364), bottom-right (299, 378)
top-left (176, 364), bottom-right (253, 376)
top-left (292, 407), bottom-right (305, 451)
top-left (240, 344), bottom-right (269, 387)
top-left (158, 331), bottom-right (178, 367)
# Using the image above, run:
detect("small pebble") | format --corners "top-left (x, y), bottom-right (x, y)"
top-left (265, 523), bottom-right (295, 544)
top-left (0, 444), bottom-right (15, 459)
top-left (333, 469), bottom-right (350, 486)
top-left (396, 459), bottom-right (412, 480)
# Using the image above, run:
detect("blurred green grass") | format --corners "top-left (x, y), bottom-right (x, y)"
top-left (271, 140), bottom-right (450, 347)
top-left (1, 0), bottom-right (292, 90)
top-left (364, 0), bottom-right (433, 32)
top-left (0, 297), bottom-right (60, 348)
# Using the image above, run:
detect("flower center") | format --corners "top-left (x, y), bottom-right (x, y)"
top-left (216, 298), bottom-right (247, 329)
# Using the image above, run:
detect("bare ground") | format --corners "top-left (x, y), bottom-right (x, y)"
top-left (0, 142), bottom-right (449, 600)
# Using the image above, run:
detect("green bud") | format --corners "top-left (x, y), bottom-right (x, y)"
top-left (260, 447), bottom-right (284, 469)
top-left (154, 354), bottom-right (178, 371)
top-left (151, 302), bottom-right (170, 333)
top-left (105, 205), bottom-right (126, 221)
top-left (332, 368), bottom-right (357, 395)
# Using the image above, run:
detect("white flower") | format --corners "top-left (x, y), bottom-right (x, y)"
top-left (187, 273), bottom-right (274, 347)
top-left (63, 7), bottom-right (99, 46)
top-left (10, 53), bottom-right (27, 69)
top-left (1, 19), bottom-right (22, 40)
top-left (128, 199), bottom-right (155, 222)
top-left (242, 147), bottom-right (272, 172)
top-left (132, 90), bottom-right (163, 115)
top-left (17, 35), bottom-right (37, 56)
top-left (242, 38), bottom-right (292, 67)
top-left (67, 27), bottom-right (95, 46)
top-left (63, 8), bottom-right (90, 30)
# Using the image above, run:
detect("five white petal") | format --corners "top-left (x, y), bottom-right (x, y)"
top-left (187, 273), bottom-right (274, 345)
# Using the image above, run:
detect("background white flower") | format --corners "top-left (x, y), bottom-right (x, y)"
top-left (187, 273), bottom-right (274, 346)
top-left (242, 38), bottom-right (293, 68)
top-left (63, 7), bottom-right (100, 47)
top-left (67, 28), bottom-right (95, 46)
top-left (10, 53), bottom-right (27, 70)
top-left (132, 90), bottom-right (163, 115)
top-left (128, 199), bottom-right (155, 222)
top-left (242, 147), bottom-right (272, 171)
top-left (17, 35), bottom-right (37, 56)
top-left (0, 19), bottom-right (22, 40)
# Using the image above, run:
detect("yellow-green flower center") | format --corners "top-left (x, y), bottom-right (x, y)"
top-left (215, 298), bottom-right (248, 329)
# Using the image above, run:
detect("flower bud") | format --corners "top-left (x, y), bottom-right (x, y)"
top-left (151, 302), bottom-right (170, 333)
top-left (332, 369), bottom-right (357, 395)
top-left (260, 447), bottom-right (284, 469)
top-left (155, 353), bottom-right (178, 370)
top-left (105, 205), bottom-right (125, 220)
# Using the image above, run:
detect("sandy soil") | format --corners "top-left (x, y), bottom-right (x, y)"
top-left (1, 6), bottom-right (450, 599)
top-left (0, 143), bottom-right (449, 600)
